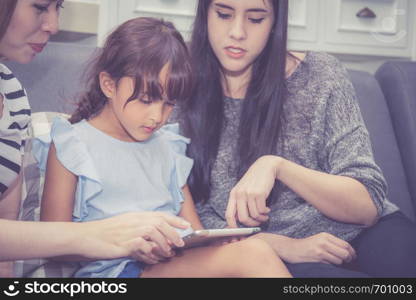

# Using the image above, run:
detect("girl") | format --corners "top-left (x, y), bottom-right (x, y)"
top-left (0, 0), bottom-right (188, 277)
top-left (172, 0), bottom-right (416, 277)
top-left (36, 17), bottom-right (291, 278)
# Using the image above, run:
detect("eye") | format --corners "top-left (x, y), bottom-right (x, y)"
top-left (216, 11), bottom-right (232, 20)
top-left (165, 101), bottom-right (176, 107)
top-left (249, 18), bottom-right (265, 24)
top-left (33, 4), bottom-right (48, 13)
top-left (139, 97), bottom-right (152, 105)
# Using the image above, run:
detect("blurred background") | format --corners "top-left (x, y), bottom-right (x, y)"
top-left (54, 0), bottom-right (416, 74)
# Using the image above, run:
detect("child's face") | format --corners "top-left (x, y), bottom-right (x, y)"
top-left (107, 64), bottom-right (175, 142)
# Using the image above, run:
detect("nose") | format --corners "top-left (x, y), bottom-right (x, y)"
top-left (229, 17), bottom-right (247, 41)
top-left (148, 102), bottom-right (164, 125)
top-left (41, 10), bottom-right (60, 35)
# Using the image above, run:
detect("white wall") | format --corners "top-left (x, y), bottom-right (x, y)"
top-left (59, 0), bottom-right (99, 34)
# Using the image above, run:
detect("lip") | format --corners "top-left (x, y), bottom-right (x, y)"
top-left (224, 46), bottom-right (247, 59)
top-left (142, 126), bottom-right (156, 134)
top-left (29, 43), bottom-right (47, 53)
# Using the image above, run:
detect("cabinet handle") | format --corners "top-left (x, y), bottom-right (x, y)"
top-left (356, 7), bottom-right (377, 18)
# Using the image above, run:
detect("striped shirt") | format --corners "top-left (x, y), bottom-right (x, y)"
top-left (0, 63), bottom-right (31, 197)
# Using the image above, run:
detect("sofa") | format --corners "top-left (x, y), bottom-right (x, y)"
top-left (375, 62), bottom-right (416, 215)
top-left (5, 42), bottom-right (416, 276)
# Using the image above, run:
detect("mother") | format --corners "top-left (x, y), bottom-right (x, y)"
top-left (0, 0), bottom-right (188, 275)
top-left (173, 0), bottom-right (416, 277)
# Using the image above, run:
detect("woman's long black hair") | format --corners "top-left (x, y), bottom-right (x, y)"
top-left (181, 0), bottom-right (289, 204)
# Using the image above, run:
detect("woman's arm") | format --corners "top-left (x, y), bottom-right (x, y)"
top-left (226, 155), bottom-right (377, 228)
top-left (0, 212), bottom-right (190, 262)
top-left (179, 185), bottom-right (204, 231)
top-left (251, 231), bottom-right (356, 265)
top-left (40, 143), bottom-right (77, 222)
top-left (276, 156), bottom-right (377, 226)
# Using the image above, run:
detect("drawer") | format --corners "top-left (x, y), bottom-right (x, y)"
top-left (324, 0), bottom-right (409, 49)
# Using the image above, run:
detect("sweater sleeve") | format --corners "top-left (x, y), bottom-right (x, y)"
top-left (319, 59), bottom-right (388, 216)
top-left (195, 201), bottom-right (227, 229)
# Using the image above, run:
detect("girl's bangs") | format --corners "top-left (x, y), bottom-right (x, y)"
top-left (128, 60), bottom-right (192, 103)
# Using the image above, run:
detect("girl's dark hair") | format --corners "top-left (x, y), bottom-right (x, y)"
top-left (0, 0), bottom-right (18, 43)
top-left (70, 17), bottom-right (193, 123)
top-left (182, 0), bottom-right (289, 204)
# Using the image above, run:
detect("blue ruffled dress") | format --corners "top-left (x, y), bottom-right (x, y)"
top-left (33, 117), bottom-right (194, 278)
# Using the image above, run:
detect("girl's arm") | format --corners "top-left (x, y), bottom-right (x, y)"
top-left (178, 185), bottom-right (204, 231)
top-left (40, 142), bottom-right (82, 261)
top-left (40, 143), bottom-right (77, 222)
top-left (226, 155), bottom-right (377, 228)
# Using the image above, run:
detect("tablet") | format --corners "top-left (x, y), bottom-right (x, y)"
top-left (181, 227), bottom-right (261, 248)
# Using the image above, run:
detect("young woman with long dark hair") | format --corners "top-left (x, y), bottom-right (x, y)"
top-left (172, 0), bottom-right (416, 277)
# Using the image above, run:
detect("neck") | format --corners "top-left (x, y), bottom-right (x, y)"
top-left (89, 104), bottom-right (133, 142)
top-left (221, 66), bottom-right (252, 99)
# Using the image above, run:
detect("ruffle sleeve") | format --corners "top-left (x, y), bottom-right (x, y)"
top-left (159, 123), bottom-right (194, 213)
top-left (32, 117), bottom-right (102, 222)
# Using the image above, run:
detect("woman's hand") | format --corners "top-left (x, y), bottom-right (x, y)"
top-left (225, 156), bottom-right (281, 227)
top-left (253, 232), bottom-right (356, 265)
top-left (78, 212), bottom-right (191, 264)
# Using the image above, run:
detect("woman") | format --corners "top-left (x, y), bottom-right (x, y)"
top-left (0, 0), bottom-right (188, 276)
top-left (173, 0), bottom-right (416, 277)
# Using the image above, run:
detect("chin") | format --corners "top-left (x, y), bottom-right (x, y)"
top-left (13, 53), bottom-right (35, 64)
top-left (223, 64), bottom-right (251, 76)
top-left (132, 134), bottom-right (151, 142)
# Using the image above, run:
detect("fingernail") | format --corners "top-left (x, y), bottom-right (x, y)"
top-left (181, 221), bottom-right (191, 227)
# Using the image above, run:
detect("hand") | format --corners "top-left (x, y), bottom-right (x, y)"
top-left (256, 232), bottom-right (356, 265)
top-left (79, 212), bottom-right (190, 263)
top-left (226, 156), bottom-right (280, 227)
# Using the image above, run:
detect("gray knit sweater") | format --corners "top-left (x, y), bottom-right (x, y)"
top-left (172, 52), bottom-right (398, 242)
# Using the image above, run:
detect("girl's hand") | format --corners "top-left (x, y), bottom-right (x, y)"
top-left (226, 156), bottom-right (281, 227)
top-left (255, 232), bottom-right (357, 265)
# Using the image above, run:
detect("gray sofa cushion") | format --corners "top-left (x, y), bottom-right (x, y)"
top-left (348, 70), bottom-right (414, 220)
top-left (375, 62), bottom-right (416, 210)
top-left (5, 42), bottom-right (97, 114)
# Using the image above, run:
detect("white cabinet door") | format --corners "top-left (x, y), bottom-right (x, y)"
top-left (117, 0), bottom-right (197, 41)
top-left (323, 0), bottom-right (410, 57)
top-left (288, 0), bottom-right (319, 43)
top-left (288, 0), bottom-right (320, 51)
